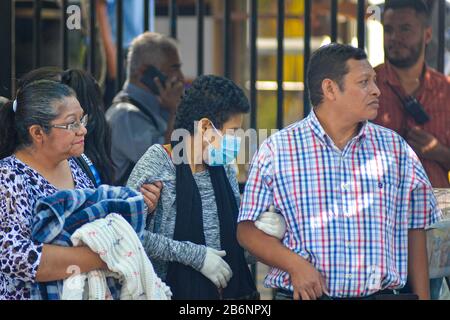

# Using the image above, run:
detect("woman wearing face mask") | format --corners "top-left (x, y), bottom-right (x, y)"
top-left (127, 75), bottom-right (260, 300)
top-left (0, 80), bottom-right (108, 300)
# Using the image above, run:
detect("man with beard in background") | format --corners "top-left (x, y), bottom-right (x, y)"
top-left (373, 0), bottom-right (450, 299)
top-left (374, 0), bottom-right (450, 189)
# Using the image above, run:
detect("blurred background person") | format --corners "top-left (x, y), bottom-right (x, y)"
top-left (373, 0), bottom-right (450, 299)
top-left (106, 32), bottom-right (184, 185)
top-left (374, 0), bottom-right (450, 189)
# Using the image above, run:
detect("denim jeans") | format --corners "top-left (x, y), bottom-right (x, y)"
top-left (430, 278), bottom-right (443, 300)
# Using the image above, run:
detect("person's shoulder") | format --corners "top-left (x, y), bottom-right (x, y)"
top-left (0, 155), bottom-right (14, 167)
top-left (374, 63), bottom-right (387, 73)
top-left (374, 63), bottom-right (389, 80)
top-left (106, 101), bottom-right (140, 121)
top-left (137, 144), bottom-right (173, 172)
top-left (0, 157), bottom-right (26, 191)
top-left (0, 156), bottom-right (22, 174)
top-left (127, 144), bottom-right (173, 188)
top-left (145, 144), bottom-right (170, 159)
top-left (107, 102), bottom-right (157, 135)
top-left (265, 119), bottom-right (306, 145)
top-left (367, 121), bottom-right (401, 137)
top-left (366, 121), bottom-right (408, 148)
top-left (426, 66), bottom-right (450, 86)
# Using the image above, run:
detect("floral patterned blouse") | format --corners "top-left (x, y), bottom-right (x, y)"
top-left (0, 155), bottom-right (94, 300)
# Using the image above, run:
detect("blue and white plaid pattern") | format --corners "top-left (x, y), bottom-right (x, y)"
top-left (239, 111), bottom-right (442, 298)
top-left (31, 185), bottom-right (147, 300)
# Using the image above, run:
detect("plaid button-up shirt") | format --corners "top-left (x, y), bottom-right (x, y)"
top-left (239, 111), bottom-right (442, 298)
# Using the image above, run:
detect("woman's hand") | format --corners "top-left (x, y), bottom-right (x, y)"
top-left (140, 182), bottom-right (163, 213)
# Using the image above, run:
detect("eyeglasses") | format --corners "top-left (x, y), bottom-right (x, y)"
top-left (51, 115), bottom-right (88, 132)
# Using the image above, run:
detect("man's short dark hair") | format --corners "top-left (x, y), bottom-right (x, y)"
top-left (383, 0), bottom-right (431, 27)
top-left (306, 43), bottom-right (367, 108)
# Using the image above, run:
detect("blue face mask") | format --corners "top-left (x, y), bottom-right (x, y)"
top-left (206, 124), bottom-right (241, 166)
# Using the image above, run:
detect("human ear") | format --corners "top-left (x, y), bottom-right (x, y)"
top-left (28, 125), bottom-right (46, 145)
top-left (322, 79), bottom-right (338, 101)
top-left (197, 118), bottom-right (215, 143)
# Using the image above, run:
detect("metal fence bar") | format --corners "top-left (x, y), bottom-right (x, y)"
top-left (276, 0), bottom-right (284, 130)
top-left (61, 0), bottom-right (69, 70)
top-left (169, 0), bottom-right (178, 39)
top-left (357, 0), bottom-right (365, 49)
top-left (196, 0), bottom-right (205, 76)
top-left (331, 0), bottom-right (338, 43)
top-left (33, 0), bottom-right (42, 68)
top-left (437, 0), bottom-right (446, 73)
top-left (116, 0), bottom-right (124, 91)
top-left (144, 0), bottom-right (150, 31)
top-left (303, 0), bottom-right (312, 117)
top-left (0, 0), bottom-right (14, 98)
top-left (224, 0), bottom-right (231, 78)
top-left (89, 0), bottom-right (96, 76)
top-left (250, 0), bottom-right (258, 130)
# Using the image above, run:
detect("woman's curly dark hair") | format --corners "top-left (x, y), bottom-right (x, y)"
top-left (174, 75), bottom-right (250, 134)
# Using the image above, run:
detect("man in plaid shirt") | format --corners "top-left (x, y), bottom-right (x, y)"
top-left (237, 43), bottom-right (442, 300)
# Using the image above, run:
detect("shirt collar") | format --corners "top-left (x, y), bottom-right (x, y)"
top-left (383, 61), bottom-right (432, 93)
top-left (123, 82), bottom-right (170, 122)
top-left (123, 82), bottom-right (160, 108)
top-left (307, 110), bottom-right (369, 148)
top-left (307, 110), bottom-right (329, 145)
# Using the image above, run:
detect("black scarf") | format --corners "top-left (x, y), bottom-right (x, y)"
top-left (165, 145), bottom-right (257, 300)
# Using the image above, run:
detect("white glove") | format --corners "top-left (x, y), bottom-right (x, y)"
top-left (255, 205), bottom-right (286, 240)
top-left (200, 248), bottom-right (233, 289)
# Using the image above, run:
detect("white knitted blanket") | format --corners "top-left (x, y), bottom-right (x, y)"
top-left (62, 213), bottom-right (172, 300)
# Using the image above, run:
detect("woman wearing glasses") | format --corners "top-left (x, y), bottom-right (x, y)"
top-left (0, 80), bottom-right (108, 300)
top-left (61, 69), bottom-right (115, 186)
top-left (16, 67), bottom-right (115, 187)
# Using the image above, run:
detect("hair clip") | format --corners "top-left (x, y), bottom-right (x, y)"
top-left (12, 99), bottom-right (18, 113)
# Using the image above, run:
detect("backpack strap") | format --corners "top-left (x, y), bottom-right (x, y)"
top-left (112, 93), bottom-right (159, 129)
top-left (111, 92), bottom-right (160, 186)
top-left (73, 156), bottom-right (98, 187)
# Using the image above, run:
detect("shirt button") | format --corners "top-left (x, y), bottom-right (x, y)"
top-left (346, 274), bottom-right (352, 279)
top-left (346, 242), bottom-right (352, 248)
top-left (341, 183), bottom-right (350, 191)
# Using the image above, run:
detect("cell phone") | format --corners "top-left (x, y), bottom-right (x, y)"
top-left (140, 65), bottom-right (168, 95)
top-left (404, 97), bottom-right (430, 125)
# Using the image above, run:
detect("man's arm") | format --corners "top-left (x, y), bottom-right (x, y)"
top-left (96, 0), bottom-right (117, 79)
top-left (406, 127), bottom-right (450, 171)
top-left (407, 229), bottom-right (430, 300)
top-left (435, 145), bottom-right (450, 171)
top-left (237, 221), bottom-right (328, 300)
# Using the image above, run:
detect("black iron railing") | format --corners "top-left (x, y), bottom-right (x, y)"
top-left (0, 0), bottom-right (448, 128)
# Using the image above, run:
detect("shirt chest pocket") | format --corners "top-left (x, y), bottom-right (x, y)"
top-left (352, 181), bottom-right (399, 226)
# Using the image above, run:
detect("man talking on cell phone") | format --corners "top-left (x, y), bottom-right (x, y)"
top-left (106, 32), bottom-right (185, 185)
top-left (373, 0), bottom-right (450, 189)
